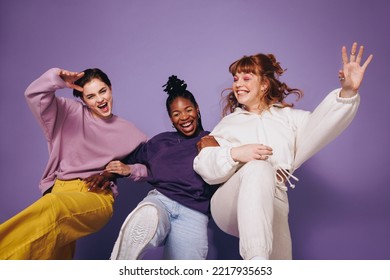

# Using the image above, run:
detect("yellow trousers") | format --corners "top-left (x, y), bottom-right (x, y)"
top-left (0, 179), bottom-right (114, 259)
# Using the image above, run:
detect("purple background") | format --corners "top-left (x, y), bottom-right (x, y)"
top-left (1, 0), bottom-right (389, 260)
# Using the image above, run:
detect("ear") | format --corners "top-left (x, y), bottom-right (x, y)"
top-left (196, 106), bottom-right (201, 117)
top-left (260, 83), bottom-right (268, 92)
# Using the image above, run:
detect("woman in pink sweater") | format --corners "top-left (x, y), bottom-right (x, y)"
top-left (0, 68), bottom-right (147, 259)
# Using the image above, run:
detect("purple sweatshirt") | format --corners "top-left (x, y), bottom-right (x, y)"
top-left (25, 68), bottom-right (148, 195)
top-left (125, 131), bottom-right (218, 216)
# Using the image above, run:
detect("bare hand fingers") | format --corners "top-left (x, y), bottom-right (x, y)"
top-left (355, 45), bottom-right (364, 64)
top-left (257, 154), bottom-right (269, 160)
top-left (88, 176), bottom-right (102, 191)
top-left (100, 181), bottom-right (111, 190)
top-left (105, 166), bottom-right (120, 174)
top-left (349, 42), bottom-right (358, 62)
top-left (362, 54), bottom-right (374, 70)
top-left (341, 46), bottom-right (349, 64)
top-left (68, 83), bottom-right (84, 92)
top-left (105, 161), bottom-right (120, 171)
top-left (58, 70), bottom-right (84, 91)
top-left (258, 144), bottom-right (273, 153)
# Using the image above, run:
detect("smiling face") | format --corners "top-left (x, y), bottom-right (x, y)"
top-left (82, 78), bottom-right (113, 119)
top-left (169, 96), bottom-right (200, 137)
top-left (233, 72), bottom-right (267, 113)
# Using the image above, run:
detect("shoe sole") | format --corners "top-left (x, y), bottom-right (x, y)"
top-left (111, 204), bottom-right (158, 259)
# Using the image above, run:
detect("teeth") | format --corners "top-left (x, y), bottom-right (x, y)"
top-left (98, 103), bottom-right (107, 108)
top-left (181, 122), bottom-right (192, 127)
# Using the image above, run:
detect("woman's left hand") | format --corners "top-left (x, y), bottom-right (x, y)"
top-left (339, 42), bottom-right (373, 97)
top-left (83, 171), bottom-right (115, 192)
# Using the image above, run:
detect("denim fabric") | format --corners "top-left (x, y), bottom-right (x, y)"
top-left (139, 189), bottom-right (209, 260)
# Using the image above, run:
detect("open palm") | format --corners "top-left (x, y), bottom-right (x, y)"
top-left (339, 42), bottom-right (373, 94)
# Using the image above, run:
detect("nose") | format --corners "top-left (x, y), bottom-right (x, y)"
top-left (180, 112), bottom-right (190, 120)
top-left (96, 95), bottom-right (104, 102)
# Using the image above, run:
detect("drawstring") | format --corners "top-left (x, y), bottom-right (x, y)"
top-left (257, 112), bottom-right (298, 189)
top-left (276, 168), bottom-right (299, 189)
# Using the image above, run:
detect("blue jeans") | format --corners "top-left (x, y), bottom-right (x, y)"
top-left (141, 189), bottom-right (209, 259)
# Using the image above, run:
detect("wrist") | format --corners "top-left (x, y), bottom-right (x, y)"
top-left (340, 88), bottom-right (357, 98)
top-left (123, 165), bottom-right (131, 177)
top-left (230, 147), bottom-right (240, 163)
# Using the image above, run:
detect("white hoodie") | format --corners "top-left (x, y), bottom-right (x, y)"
top-left (193, 88), bottom-right (359, 187)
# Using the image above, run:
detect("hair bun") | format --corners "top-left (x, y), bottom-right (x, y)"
top-left (266, 54), bottom-right (285, 76)
top-left (163, 75), bottom-right (187, 95)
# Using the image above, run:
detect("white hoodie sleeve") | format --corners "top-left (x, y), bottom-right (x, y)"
top-left (193, 145), bottom-right (240, 185)
top-left (292, 88), bottom-right (360, 171)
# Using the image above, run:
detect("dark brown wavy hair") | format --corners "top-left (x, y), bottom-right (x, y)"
top-left (72, 68), bottom-right (111, 99)
top-left (221, 53), bottom-right (303, 116)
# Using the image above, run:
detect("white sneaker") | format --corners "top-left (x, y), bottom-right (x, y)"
top-left (110, 203), bottom-right (158, 259)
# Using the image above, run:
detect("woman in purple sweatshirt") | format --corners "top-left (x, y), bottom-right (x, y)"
top-left (105, 76), bottom-right (217, 260)
top-left (0, 68), bottom-right (147, 259)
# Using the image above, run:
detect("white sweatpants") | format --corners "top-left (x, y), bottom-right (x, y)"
top-left (210, 160), bottom-right (292, 260)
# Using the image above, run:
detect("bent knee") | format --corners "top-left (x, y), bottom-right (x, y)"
top-left (241, 160), bottom-right (274, 176)
top-left (238, 160), bottom-right (276, 188)
top-left (135, 203), bottom-right (169, 228)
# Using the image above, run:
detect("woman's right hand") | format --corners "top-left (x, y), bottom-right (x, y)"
top-left (230, 144), bottom-right (273, 163)
top-left (105, 160), bottom-right (131, 177)
top-left (197, 135), bottom-right (220, 152)
top-left (58, 69), bottom-right (84, 91)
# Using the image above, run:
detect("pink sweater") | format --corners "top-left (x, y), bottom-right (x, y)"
top-left (25, 68), bottom-right (148, 195)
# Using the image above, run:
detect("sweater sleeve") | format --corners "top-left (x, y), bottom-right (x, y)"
top-left (126, 163), bottom-right (149, 181)
top-left (123, 142), bottom-right (151, 181)
top-left (193, 145), bottom-right (240, 185)
top-left (193, 120), bottom-right (242, 185)
top-left (24, 68), bottom-right (68, 141)
top-left (292, 88), bottom-right (360, 171)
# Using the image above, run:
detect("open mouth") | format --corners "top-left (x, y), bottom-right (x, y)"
top-left (97, 102), bottom-right (109, 113)
top-left (179, 120), bottom-right (195, 134)
top-left (181, 121), bottom-right (192, 128)
top-left (236, 90), bottom-right (249, 95)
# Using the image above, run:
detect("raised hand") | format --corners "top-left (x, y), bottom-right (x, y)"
top-left (58, 69), bottom-right (85, 92)
top-left (339, 42), bottom-right (373, 97)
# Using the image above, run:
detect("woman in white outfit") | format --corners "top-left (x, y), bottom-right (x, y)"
top-left (193, 42), bottom-right (373, 260)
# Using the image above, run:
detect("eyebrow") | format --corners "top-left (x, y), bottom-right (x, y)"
top-left (84, 86), bottom-right (107, 96)
top-left (172, 105), bottom-right (194, 113)
top-left (98, 87), bottom-right (107, 93)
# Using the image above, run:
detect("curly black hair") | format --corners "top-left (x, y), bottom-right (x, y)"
top-left (162, 75), bottom-right (204, 131)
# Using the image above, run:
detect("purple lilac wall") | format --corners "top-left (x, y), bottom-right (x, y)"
top-left (1, 0), bottom-right (389, 260)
